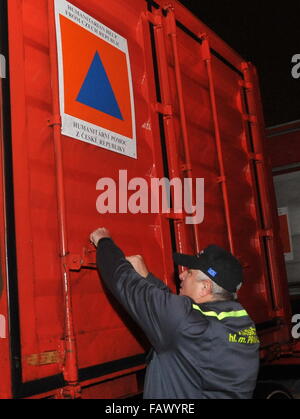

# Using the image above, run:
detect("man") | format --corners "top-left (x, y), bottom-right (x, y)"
top-left (90, 227), bottom-right (260, 399)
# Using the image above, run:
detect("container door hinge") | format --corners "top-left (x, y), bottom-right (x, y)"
top-left (243, 114), bottom-right (257, 124)
top-left (165, 212), bottom-right (185, 221)
top-left (154, 102), bottom-right (173, 116)
top-left (180, 163), bottom-right (192, 173)
top-left (259, 229), bottom-right (274, 238)
top-left (48, 115), bottom-right (62, 127)
top-left (239, 80), bottom-right (253, 90)
top-left (217, 176), bottom-right (226, 184)
top-left (142, 11), bottom-right (162, 27)
top-left (0, 55), bottom-right (6, 79)
top-left (248, 152), bottom-right (264, 163)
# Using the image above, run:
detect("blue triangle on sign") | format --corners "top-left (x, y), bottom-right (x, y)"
top-left (76, 51), bottom-right (124, 120)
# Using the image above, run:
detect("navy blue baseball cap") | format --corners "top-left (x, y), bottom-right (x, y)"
top-left (173, 245), bottom-right (243, 293)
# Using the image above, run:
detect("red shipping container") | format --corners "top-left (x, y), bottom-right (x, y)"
top-left (0, 0), bottom-right (299, 399)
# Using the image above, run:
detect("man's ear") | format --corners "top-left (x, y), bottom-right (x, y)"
top-left (201, 279), bottom-right (212, 296)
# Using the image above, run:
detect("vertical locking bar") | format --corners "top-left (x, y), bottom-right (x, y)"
top-left (149, 8), bottom-right (189, 254)
top-left (200, 34), bottom-right (235, 254)
top-left (47, 0), bottom-right (80, 398)
top-left (241, 62), bottom-right (287, 313)
top-left (163, 6), bottom-right (200, 253)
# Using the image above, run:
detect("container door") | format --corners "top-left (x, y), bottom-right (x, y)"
top-left (148, 2), bottom-right (291, 337)
top-left (6, 0), bottom-right (177, 397)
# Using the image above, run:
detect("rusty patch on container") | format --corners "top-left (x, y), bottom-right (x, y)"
top-left (26, 351), bottom-right (60, 366)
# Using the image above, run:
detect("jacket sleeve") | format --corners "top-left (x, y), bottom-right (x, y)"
top-left (96, 238), bottom-right (192, 351)
top-left (145, 273), bottom-right (172, 292)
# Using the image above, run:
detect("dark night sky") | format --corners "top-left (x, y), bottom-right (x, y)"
top-left (180, 0), bottom-right (300, 127)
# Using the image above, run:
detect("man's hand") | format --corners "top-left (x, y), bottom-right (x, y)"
top-left (90, 227), bottom-right (111, 247)
top-left (126, 255), bottom-right (149, 278)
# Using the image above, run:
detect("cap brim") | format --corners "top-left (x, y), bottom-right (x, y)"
top-left (173, 252), bottom-right (202, 269)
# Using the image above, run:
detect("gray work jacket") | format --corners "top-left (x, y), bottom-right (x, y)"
top-left (97, 238), bottom-right (260, 399)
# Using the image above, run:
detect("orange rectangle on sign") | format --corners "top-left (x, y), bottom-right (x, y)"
top-left (54, 0), bottom-right (137, 158)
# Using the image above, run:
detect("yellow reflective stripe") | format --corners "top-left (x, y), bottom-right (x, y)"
top-left (192, 304), bottom-right (248, 320)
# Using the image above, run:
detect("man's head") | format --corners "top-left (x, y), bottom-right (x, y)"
top-left (174, 245), bottom-right (243, 304)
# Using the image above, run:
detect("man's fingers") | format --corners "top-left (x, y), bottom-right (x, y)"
top-left (90, 227), bottom-right (111, 247)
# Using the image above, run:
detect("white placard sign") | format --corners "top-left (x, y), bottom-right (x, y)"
top-left (54, 0), bottom-right (137, 158)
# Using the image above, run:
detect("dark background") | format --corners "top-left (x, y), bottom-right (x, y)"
top-left (180, 0), bottom-right (300, 127)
